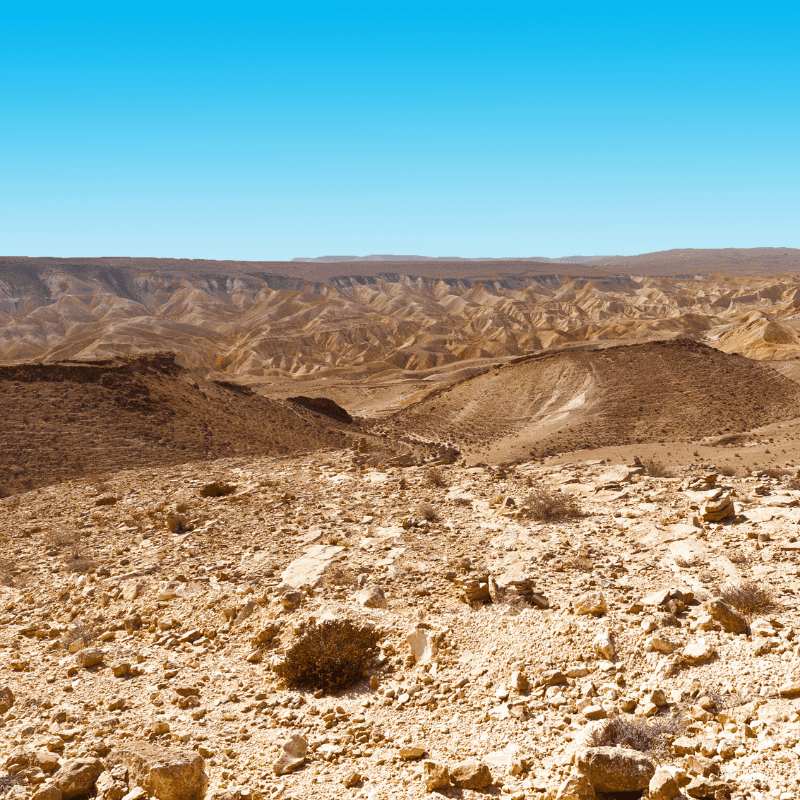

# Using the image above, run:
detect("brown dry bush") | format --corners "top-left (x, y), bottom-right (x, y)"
top-left (417, 502), bottom-right (440, 522)
top-left (641, 459), bottom-right (675, 478)
top-left (718, 580), bottom-right (774, 619)
top-left (761, 466), bottom-right (790, 480)
top-left (523, 487), bottom-right (582, 521)
top-left (587, 713), bottom-right (685, 759)
top-left (275, 619), bottom-right (381, 692)
top-left (425, 467), bottom-right (448, 488)
top-left (60, 621), bottom-right (99, 650)
top-left (199, 482), bottom-right (236, 498)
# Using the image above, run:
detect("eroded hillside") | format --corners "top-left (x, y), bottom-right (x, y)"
top-left (2, 255), bottom-right (800, 383)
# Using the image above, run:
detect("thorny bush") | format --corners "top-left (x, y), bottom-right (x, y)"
top-left (275, 618), bottom-right (381, 693)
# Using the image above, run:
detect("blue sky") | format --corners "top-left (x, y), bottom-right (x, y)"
top-left (1, 1), bottom-right (798, 260)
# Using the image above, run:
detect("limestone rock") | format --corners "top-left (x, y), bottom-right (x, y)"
top-left (552, 772), bottom-right (596, 800)
top-left (682, 637), bottom-right (716, 665)
top-left (53, 757), bottom-right (104, 800)
top-left (576, 747), bottom-right (655, 793)
top-left (399, 745), bottom-right (426, 761)
top-left (422, 761), bottom-right (450, 791)
top-left (357, 583), bottom-right (387, 609)
top-left (450, 760), bottom-right (492, 789)
top-left (0, 685), bottom-right (14, 714)
top-left (107, 742), bottom-right (208, 800)
top-left (32, 788), bottom-right (63, 800)
top-left (704, 598), bottom-right (747, 634)
top-left (272, 734), bottom-right (307, 776)
top-left (649, 767), bottom-right (679, 800)
top-left (702, 493), bottom-right (735, 522)
top-left (76, 648), bottom-right (104, 668)
top-left (406, 624), bottom-right (440, 664)
top-left (592, 629), bottom-right (615, 660)
top-left (575, 591), bottom-right (607, 616)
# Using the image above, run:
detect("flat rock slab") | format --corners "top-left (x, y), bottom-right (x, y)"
top-left (280, 544), bottom-right (345, 588)
top-left (745, 507), bottom-right (800, 523)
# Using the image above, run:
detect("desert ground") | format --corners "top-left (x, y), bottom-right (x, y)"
top-left (3, 251), bottom-right (800, 800)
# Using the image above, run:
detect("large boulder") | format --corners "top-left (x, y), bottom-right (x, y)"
top-left (107, 742), bottom-right (208, 800)
top-left (576, 747), bottom-right (655, 792)
top-left (53, 757), bottom-right (104, 799)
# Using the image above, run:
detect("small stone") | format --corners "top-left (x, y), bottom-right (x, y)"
top-left (399, 745), bottom-right (426, 761)
top-left (450, 760), bottom-right (492, 789)
top-left (682, 637), bottom-right (715, 665)
top-left (76, 649), bottom-right (104, 668)
top-left (343, 771), bottom-right (361, 788)
top-left (32, 788), bottom-right (63, 800)
top-left (357, 583), bottom-right (387, 609)
top-left (0, 685), bottom-right (14, 714)
top-left (422, 760), bottom-right (450, 792)
top-left (704, 599), bottom-right (748, 635)
top-left (592, 629), bottom-right (615, 660)
top-left (576, 747), bottom-right (654, 792)
top-left (53, 757), bottom-right (104, 800)
top-left (272, 734), bottom-right (307, 775)
top-left (575, 591), bottom-right (607, 616)
top-left (583, 705), bottom-right (607, 721)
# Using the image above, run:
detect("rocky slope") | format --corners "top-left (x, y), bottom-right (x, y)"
top-left (383, 340), bottom-right (800, 462)
top-left (1, 454), bottom-right (800, 800)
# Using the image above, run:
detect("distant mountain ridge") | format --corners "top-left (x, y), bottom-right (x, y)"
top-left (291, 254), bottom-right (611, 263)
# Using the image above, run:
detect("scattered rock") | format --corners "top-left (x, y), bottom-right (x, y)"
top-left (576, 746), bottom-right (655, 792)
top-left (272, 734), bottom-right (308, 776)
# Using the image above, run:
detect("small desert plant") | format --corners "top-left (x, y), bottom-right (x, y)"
top-left (322, 564), bottom-right (355, 588)
top-left (761, 466), bottom-right (789, 480)
top-left (425, 467), bottom-right (448, 488)
top-left (199, 482), bottom-right (236, 498)
top-left (718, 580), bottom-right (774, 619)
top-left (63, 546), bottom-right (98, 573)
top-left (60, 621), bottom-right (99, 650)
top-left (717, 465), bottom-right (739, 477)
top-left (587, 713), bottom-right (685, 759)
top-left (417, 502), bottom-right (440, 522)
top-left (523, 487), bottom-right (581, 521)
top-left (44, 530), bottom-right (75, 550)
top-left (275, 618), bottom-right (381, 692)
top-left (641, 459), bottom-right (675, 478)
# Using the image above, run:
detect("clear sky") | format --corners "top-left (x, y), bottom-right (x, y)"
top-left (2, 1), bottom-right (798, 260)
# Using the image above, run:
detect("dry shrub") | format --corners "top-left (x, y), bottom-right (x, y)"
top-left (425, 467), bottom-right (448, 488)
top-left (641, 459), bottom-right (675, 478)
top-left (63, 546), bottom-right (97, 573)
top-left (761, 466), bottom-right (790, 480)
top-left (199, 482), bottom-right (236, 498)
top-left (416, 502), bottom-right (439, 522)
top-left (523, 487), bottom-right (581, 521)
top-left (587, 713), bottom-right (685, 759)
top-left (94, 495), bottom-right (119, 506)
top-left (718, 580), bottom-right (774, 619)
top-left (322, 564), bottom-right (355, 588)
top-left (61, 621), bottom-right (99, 650)
top-left (717, 465), bottom-right (739, 477)
top-left (44, 530), bottom-right (74, 550)
top-left (275, 619), bottom-right (381, 692)
top-left (0, 559), bottom-right (25, 589)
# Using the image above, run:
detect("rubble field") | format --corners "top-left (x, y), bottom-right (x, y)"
top-left (1, 453), bottom-right (800, 800)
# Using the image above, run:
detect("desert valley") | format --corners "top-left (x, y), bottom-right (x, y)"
top-left (3, 250), bottom-right (800, 800)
